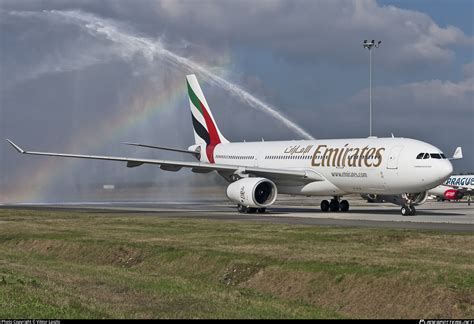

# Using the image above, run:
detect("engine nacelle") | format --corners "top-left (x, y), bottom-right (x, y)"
top-left (444, 189), bottom-right (464, 200)
top-left (226, 177), bottom-right (278, 208)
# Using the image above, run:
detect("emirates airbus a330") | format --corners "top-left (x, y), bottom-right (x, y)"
top-left (7, 74), bottom-right (456, 216)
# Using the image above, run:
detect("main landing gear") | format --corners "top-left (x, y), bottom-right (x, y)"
top-left (320, 196), bottom-right (350, 212)
top-left (237, 204), bottom-right (266, 214)
top-left (401, 205), bottom-right (416, 216)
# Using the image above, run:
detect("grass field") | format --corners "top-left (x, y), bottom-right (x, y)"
top-left (0, 208), bottom-right (472, 319)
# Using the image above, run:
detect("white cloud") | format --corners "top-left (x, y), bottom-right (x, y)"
top-left (2, 1), bottom-right (471, 71)
top-left (463, 62), bottom-right (474, 78)
top-left (352, 76), bottom-right (473, 113)
top-left (149, 0), bottom-right (472, 68)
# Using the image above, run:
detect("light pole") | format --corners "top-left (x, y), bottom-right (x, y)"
top-left (363, 39), bottom-right (381, 137)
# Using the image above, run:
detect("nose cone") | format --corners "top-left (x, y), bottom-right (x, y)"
top-left (424, 160), bottom-right (453, 189)
top-left (432, 160), bottom-right (453, 185)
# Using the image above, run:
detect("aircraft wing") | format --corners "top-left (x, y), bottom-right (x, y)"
top-left (6, 139), bottom-right (323, 183)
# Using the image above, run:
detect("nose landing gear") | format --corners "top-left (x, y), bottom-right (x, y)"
top-left (401, 205), bottom-right (416, 216)
top-left (400, 193), bottom-right (418, 216)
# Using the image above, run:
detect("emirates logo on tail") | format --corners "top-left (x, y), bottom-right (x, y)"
top-left (187, 75), bottom-right (228, 163)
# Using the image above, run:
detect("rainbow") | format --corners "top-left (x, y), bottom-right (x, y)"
top-left (3, 75), bottom-right (189, 203)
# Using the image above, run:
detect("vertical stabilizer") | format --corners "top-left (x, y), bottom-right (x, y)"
top-left (186, 74), bottom-right (229, 163)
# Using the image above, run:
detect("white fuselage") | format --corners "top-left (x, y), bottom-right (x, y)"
top-left (212, 137), bottom-right (453, 196)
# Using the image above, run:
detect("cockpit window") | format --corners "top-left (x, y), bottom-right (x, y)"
top-left (416, 152), bottom-right (446, 160)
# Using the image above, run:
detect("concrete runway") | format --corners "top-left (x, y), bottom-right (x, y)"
top-left (2, 198), bottom-right (473, 232)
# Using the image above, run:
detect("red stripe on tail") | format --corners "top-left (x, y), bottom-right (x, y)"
top-left (200, 101), bottom-right (221, 163)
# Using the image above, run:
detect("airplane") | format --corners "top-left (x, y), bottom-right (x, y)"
top-left (7, 74), bottom-right (455, 216)
top-left (428, 174), bottom-right (474, 203)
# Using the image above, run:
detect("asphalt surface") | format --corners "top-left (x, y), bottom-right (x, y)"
top-left (2, 198), bottom-right (473, 232)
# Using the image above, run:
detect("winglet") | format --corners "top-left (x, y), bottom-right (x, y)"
top-left (451, 147), bottom-right (463, 160)
top-left (6, 139), bottom-right (25, 153)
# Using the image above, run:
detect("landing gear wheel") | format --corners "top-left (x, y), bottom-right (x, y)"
top-left (237, 204), bottom-right (247, 213)
top-left (401, 206), bottom-right (415, 216)
top-left (321, 200), bottom-right (330, 212)
top-left (329, 199), bottom-right (340, 212)
top-left (340, 200), bottom-right (350, 212)
top-left (257, 208), bottom-right (266, 213)
top-left (247, 207), bottom-right (257, 214)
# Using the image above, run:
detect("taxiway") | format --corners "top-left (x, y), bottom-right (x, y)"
top-left (2, 197), bottom-right (473, 232)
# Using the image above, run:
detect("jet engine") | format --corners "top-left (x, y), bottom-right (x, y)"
top-left (226, 177), bottom-right (277, 208)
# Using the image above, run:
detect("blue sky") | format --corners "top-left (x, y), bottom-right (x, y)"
top-left (0, 0), bottom-right (472, 202)
top-left (380, 0), bottom-right (473, 35)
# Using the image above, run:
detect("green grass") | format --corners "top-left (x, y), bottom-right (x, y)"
top-left (0, 208), bottom-right (472, 318)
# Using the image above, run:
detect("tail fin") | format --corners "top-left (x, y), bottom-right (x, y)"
top-left (186, 74), bottom-right (229, 163)
top-left (450, 146), bottom-right (463, 160)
